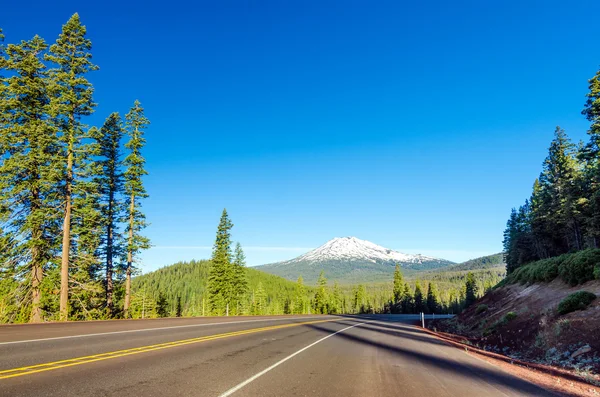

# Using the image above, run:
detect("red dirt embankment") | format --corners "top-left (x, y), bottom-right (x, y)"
top-left (430, 279), bottom-right (600, 394)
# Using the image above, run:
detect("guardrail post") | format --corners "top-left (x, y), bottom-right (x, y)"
top-left (421, 312), bottom-right (425, 328)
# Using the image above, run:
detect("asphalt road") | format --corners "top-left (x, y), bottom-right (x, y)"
top-left (0, 315), bottom-right (556, 397)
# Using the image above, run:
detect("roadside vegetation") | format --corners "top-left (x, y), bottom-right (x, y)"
top-left (0, 16), bottom-right (150, 323)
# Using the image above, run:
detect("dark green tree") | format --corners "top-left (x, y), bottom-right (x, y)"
top-left (0, 35), bottom-right (60, 322)
top-left (426, 282), bottom-right (439, 314)
top-left (413, 281), bottom-right (425, 313)
top-left (400, 283), bottom-right (413, 314)
top-left (232, 242), bottom-right (248, 315)
top-left (465, 272), bottom-right (478, 308)
top-left (313, 271), bottom-right (328, 314)
top-left (176, 296), bottom-right (182, 317)
top-left (155, 293), bottom-right (168, 318)
top-left (208, 209), bottom-right (234, 315)
top-left (123, 100), bottom-right (150, 317)
top-left (93, 113), bottom-right (125, 316)
top-left (392, 263), bottom-right (403, 305)
top-left (45, 13), bottom-right (98, 321)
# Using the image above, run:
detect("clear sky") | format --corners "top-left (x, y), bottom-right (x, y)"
top-left (3, 1), bottom-right (599, 271)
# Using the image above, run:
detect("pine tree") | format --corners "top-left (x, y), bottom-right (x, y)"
top-left (0, 35), bottom-right (61, 322)
top-left (45, 14), bottom-right (98, 321)
top-left (354, 284), bottom-right (366, 314)
top-left (123, 101), bottom-right (150, 317)
top-left (295, 276), bottom-right (306, 314)
top-left (253, 282), bottom-right (266, 315)
top-left (426, 282), bottom-right (439, 314)
top-left (313, 271), bottom-right (328, 314)
top-left (582, 69), bottom-right (600, 246)
top-left (176, 296), bottom-right (182, 317)
top-left (413, 281), bottom-right (425, 313)
top-left (93, 113), bottom-right (125, 316)
top-left (331, 281), bottom-right (342, 314)
top-left (400, 283), bottom-right (413, 314)
top-left (465, 272), bottom-right (478, 308)
top-left (392, 263), bottom-right (403, 305)
top-left (207, 209), bottom-right (234, 315)
top-left (155, 293), bottom-right (168, 318)
top-left (232, 242), bottom-right (248, 315)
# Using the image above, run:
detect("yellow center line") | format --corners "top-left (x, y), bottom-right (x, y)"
top-left (0, 318), bottom-right (336, 380)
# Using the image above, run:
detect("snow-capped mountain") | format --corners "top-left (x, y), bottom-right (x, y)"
top-left (257, 237), bottom-right (454, 284)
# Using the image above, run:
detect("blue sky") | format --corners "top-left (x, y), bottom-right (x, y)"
top-left (3, 1), bottom-right (599, 271)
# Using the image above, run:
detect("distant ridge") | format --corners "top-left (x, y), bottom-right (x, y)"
top-left (257, 237), bottom-right (454, 284)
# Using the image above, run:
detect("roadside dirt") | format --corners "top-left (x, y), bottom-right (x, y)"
top-left (429, 279), bottom-right (600, 394)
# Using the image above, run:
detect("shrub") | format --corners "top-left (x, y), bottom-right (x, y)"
top-left (476, 304), bottom-right (488, 314)
top-left (507, 249), bottom-right (600, 286)
top-left (558, 250), bottom-right (600, 286)
top-left (504, 311), bottom-right (517, 321)
top-left (557, 291), bottom-right (597, 315)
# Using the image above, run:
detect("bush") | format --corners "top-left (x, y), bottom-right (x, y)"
top-left (504, 311), bottom-right (517, 321)
top-left (558, 250), bottom-right (600, 286)
top-left (476, 304), bottom-right (488, 314)
top-left (507, 249), bottom-right (600, 286)
top-left (557, 291), bottom-right (597, 315)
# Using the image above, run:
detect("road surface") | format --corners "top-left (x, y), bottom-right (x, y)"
top-left (0, 315), bottom-right (555, 396)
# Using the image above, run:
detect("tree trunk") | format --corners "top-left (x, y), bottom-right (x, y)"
top-left (30, 245), bottom-right (43, 323)
top-left (124, 193), bottom-right (134, 318)
top-left (59, 142), bottom-right (73, 322)
top-left (30, 188), bottom-right (43, 323)
top-left (106, 221), bottom-right (113, 316)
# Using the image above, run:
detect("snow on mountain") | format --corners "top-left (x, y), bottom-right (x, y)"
top-left (289, 237), bottom-right (440, 266)
top-left (258, 237), bottom-right (454, 284)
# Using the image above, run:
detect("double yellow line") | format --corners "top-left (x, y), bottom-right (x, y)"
top-left (0, 318), bottom-right (334, 380)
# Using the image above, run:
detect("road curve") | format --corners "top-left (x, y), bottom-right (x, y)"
top-left (0, 315), bottom-right (556, 396)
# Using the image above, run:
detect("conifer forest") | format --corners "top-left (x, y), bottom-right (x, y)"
top-left (2, 13), bottom-right (599, 325)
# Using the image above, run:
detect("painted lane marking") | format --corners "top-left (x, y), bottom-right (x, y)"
top-left (218, 321), bottom-right (365, 397)
top-left (0, 316), bottom-right (333, 346)
top-left (0, 319), bottom-right (335, 380)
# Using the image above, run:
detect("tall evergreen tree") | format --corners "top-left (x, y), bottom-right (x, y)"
top-left (232, 242), bottom-right (248, 315)
top-left (426, 282), bottom-right (439, 314)
top-left (465, 272), bottom-right (478, 308)
top-left (207, 209), bottom-right (233, 315)
top-left (93, 113), bottom-right (125, 316)
top-left (392, 263), bottom-right (403, 305)
top-left (123, 101), bottom-right (150, 317)
top-left (295, 276), bottom-right (306, 314)
top-left (413, 281), bottom-right (425, 313)
top-left (313, 271), bottom-right (328, 314)
top-left (45, 13), bottom-right (98, 321)
top-left (582, 68), bottom-right (600, 246)
top-left (0, 35), bottom-right (60, 322)
top-left (400, 283), bottom-right (413, 314)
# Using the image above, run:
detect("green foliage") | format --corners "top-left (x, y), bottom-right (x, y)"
top-left (0, 15), bottom-right (151, 323)
top-left (506, 249), bottom-right (600, 286)
top-left (594, 266), bottom-right (600, 280)
top-left (208, 209), bottom-right (235, 315)
top-left (156, 293), bottom-right (168, 318)
top-left (557, 291), bottom-right (597, 315)
top-left (476, 304), bottom-right (488, 314)
top-left (313, 271), bottom-right (328, 314)
top-left (392, 264), bottom-right (403, 304)
top-left (465, 272), bottom-right (478, 308)
top-left (504, 311), bottom-right (517, 321)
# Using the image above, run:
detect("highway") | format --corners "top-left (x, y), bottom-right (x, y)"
top-left (0, 315), bottom-right (555, 396)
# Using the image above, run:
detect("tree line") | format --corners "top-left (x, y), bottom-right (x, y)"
top-left (503, 65), bottom-right (600, 274)
top-left (0, 14), bottom-right (150, 323)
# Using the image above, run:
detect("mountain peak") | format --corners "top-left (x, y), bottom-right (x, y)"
top-left (258, 237), bottom-right (454, 284)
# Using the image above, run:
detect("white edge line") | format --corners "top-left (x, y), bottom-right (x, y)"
top-left (0, 316), bottom-right (333, 346)
top-left (218, 321), bottom-right (366, 397)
